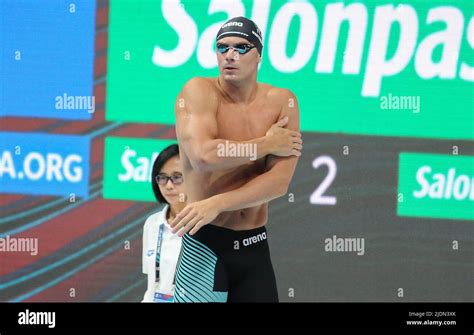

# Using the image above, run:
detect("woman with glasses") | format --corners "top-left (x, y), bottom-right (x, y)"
top-left (142, 144), bottom-right (186, 302)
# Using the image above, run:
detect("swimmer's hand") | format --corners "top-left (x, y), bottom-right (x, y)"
top-left (265, 116), bottom-right (302, 157)
top-left (170, 197), bottom-right (221, 237)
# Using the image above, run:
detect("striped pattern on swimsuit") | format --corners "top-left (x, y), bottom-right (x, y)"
top-left (174, 234), bottom-right (228, 302)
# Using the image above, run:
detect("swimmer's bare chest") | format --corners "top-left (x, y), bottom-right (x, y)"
top-left (186, 79), bottom-right (282, 230)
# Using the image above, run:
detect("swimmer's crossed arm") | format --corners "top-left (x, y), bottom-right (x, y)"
top-left (172, 87), bottom-right (301, 236)
top-left (175, 77), bottom-right (302, 172)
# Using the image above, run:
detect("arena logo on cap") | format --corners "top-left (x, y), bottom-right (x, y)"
top-left (221, 21), bottom-right (243, 28)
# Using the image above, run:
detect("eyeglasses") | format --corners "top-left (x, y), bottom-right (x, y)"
top-left (216, 43), bottom-right (256, 55)
top-left (155, 174), bottom-right (183, 186)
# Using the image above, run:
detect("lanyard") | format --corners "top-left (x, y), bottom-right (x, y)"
top-left (155, 223), bottom-right (165, 283)
top-left (155, 223), bottom-right (181, 285)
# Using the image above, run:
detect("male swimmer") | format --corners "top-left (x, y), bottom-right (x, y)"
top-left (171, 16), bottom-right (302, 302)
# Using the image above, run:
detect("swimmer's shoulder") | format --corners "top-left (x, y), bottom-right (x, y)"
top-left (259, 83), bottom-right (296, 107)
top-left (176, 77), bottom-right (219, 115)
top-left (181, 77), bottom-right (220, 98)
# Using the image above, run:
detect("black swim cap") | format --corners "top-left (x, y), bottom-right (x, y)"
top-left (216, 16), bottom-right (263, 55)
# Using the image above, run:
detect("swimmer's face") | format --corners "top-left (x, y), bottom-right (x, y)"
top-left (216, 37), bottom-right (261, 82)
top-left (157, 155), bottom-right (186, 206)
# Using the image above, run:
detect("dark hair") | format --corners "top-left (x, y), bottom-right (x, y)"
top-left (151, 144), bottom-right (180, 204)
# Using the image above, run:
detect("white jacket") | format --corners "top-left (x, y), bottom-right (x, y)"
top-left (142, 205), bottom-right (182, 302)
